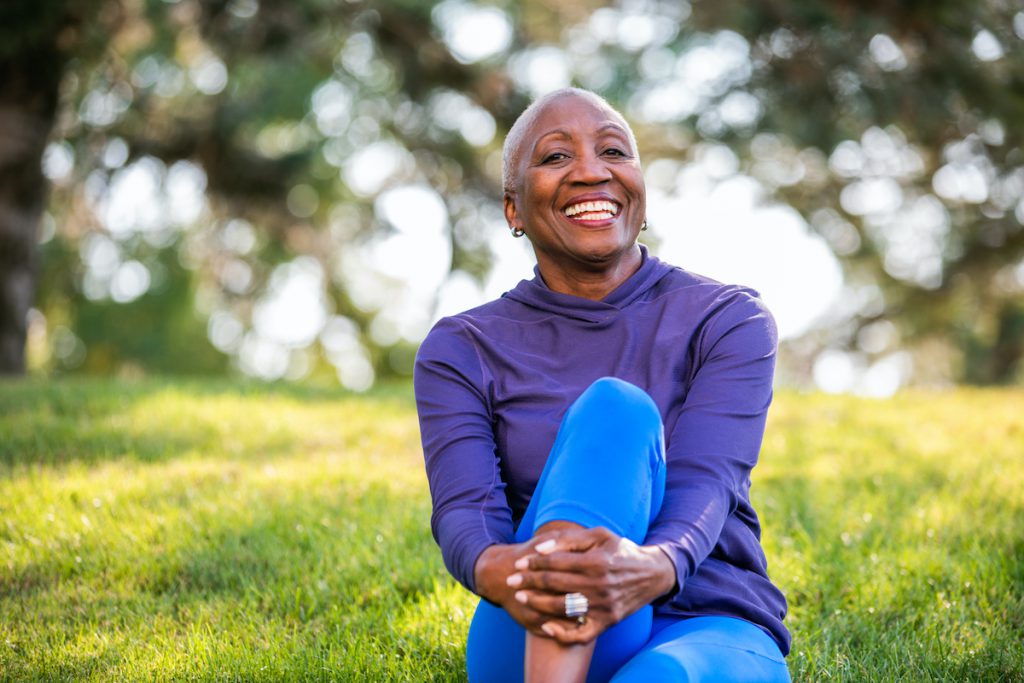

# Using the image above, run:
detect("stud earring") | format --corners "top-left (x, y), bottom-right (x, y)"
top-left (511, 226), bottom-right (526, 238)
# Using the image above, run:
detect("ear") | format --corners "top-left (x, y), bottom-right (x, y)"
top-left (503, 191), bottom-right (520, 231)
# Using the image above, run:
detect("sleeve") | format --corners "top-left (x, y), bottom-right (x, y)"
top-left (413, 317), bottom-right (515, 594)
top-left (644, 290), bottom-right (778, 601)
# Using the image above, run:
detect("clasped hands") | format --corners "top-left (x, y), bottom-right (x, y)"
top-left (473, 526), bottom-right (676, 645)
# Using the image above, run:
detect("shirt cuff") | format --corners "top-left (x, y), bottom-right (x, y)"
top-left (435, 511), bottom-right (502, 595)
top-left (651, 540), bottom-right (686, 605)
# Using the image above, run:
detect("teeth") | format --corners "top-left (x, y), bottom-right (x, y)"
top-left (564, 201), bottom-right (618, 217)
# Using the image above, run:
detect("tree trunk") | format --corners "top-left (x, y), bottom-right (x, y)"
top-left (0, 38), bottom-right (65, 374)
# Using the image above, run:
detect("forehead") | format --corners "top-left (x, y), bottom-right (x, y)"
top-left (525, 94), bottom-right (630, 143)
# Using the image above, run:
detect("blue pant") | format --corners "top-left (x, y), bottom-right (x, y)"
top-left (465, 377), bottom-right (790, 683)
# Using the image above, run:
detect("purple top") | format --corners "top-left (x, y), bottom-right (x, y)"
top-left (413, 247), bottom-right (790, 654)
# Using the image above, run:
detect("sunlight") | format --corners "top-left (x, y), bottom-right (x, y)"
top-left (647, 158), bottom-right (843, 340)
top-left (432, 0), bottom-right (513, 64)
top-left (252, 257), bottom-right (328, 349)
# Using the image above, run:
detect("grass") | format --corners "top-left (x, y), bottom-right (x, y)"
top-left (0, 378), bottom-right (1021, 681)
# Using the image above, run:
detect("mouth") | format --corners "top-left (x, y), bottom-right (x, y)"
top-left (563, 199), bottom-right (621, 223)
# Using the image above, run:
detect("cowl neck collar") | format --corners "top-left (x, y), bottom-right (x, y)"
top-left (502, 245), bottom-right (673, 323)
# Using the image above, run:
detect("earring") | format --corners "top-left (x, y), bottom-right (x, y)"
top-left (641, 220), bottom-right (648, 231)
top-left (511, 226), bottom-right (525, 238)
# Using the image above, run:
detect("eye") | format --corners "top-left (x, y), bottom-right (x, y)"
top-left (603, 147), bottom-right (628, 157)
top-left (541, 152), bottom-right (568, 164)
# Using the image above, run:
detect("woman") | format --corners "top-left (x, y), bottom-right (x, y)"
top-left (414, 88), bottom-right (790, 682)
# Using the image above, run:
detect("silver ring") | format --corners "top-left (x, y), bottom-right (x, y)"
top-left (564, 592), bottom-right (588, 619)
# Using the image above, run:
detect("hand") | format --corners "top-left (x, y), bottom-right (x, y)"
top-left (505, 526), bottom-right (677, 645)
top-left (472, 534), bottom-right (574, 636)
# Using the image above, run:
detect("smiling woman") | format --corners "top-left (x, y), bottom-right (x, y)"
top-left (414, 89), bottom-right (791, 683)
top-left (502, 91), bottom-right (646, 300)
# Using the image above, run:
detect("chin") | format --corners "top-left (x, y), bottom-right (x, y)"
top-left (575, 241), bottom-right (636, 266)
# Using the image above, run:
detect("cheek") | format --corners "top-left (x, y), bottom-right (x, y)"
top-left (626, 185), bottom-right (646, 213)
top-left (629, 178), bottom-right (645, 198)
top-left (618, 167), bottom-right (645, 199)
top-left (520, 175), bottom-right (552, 204)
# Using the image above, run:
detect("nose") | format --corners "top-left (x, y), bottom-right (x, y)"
top-left (568, 149), bottom-right (612, 185)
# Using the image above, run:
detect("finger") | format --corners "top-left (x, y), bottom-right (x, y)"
top-left (541, 619), bottom-right (600, 645)
top-left (505, 601), bottom-right (555, 634)
top-left (533, 538), bottom-right (558, 554)
top-left (511, 569), bottom-right (591, 593)
top-left (519, 528), bottom-right (606, 564)
top-left (516, 549), bottom-right (606, 574)
top-left (513, 589), bottom-right (577, 618)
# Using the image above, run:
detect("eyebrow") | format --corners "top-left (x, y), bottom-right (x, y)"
top-left (531, 123), bottom-right (631, 154)
top-left (597, 123), bottom-right (630, 137)
top-left (533, 129), bottom-right (572, 146)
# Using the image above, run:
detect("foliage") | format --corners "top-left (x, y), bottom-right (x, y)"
top-left (36, 244), bottom-right (228, 374)
top-left (3, 0), bottom-right (1024, 384)
top-left (15, 0), bottom-right (510, 384)
top-left (1, 379), bottom-right (1022, 680)
top-left (684, 1), bottom-right (1024, 384)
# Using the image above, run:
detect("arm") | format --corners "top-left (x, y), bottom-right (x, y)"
top-left (414, 317), bottom-right (513, 593)
top-left (414, 318), bottom-right (562, 634)
top-left (645, 290), bottom-right (778, 598)
top-left (487, 292), bottom-right (777, 642)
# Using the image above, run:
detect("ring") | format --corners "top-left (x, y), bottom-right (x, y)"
top-left (564, 592), bottom-right (588, 620)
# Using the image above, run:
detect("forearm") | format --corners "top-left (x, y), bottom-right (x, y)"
top-left (644, 476), bottom-right (736, 598)
top-left (638, 543), bottom-right (678, 603)
top-left (473, 543), bottom-right (513, 604)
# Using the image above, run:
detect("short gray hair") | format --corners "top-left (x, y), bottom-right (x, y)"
top-left (501, 88), bottom-right (639, 193)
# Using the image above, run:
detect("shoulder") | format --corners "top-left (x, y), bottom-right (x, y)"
top-left (419, 296), bottom-right (514, 347)
top-left (654, 264), bottom-right (773, 324)
top-left (415, 294), bottom-right (518, 372)
top-left (652, 264), bottom-right (777, 353)
top-left (416, 315), bottom-right (474, 365)
top-left (653, 262), bottom-right (756, 299)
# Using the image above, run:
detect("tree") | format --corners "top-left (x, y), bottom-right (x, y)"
top-left (0, 1), bottom-right (95, 373)
top-left (6, 0), bottom-right (516, 382)
top-left (4, 0), bottom-right (1024, 386)
top-left (683, 0), bottom-right (1024, 384)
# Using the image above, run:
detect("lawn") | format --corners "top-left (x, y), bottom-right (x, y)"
top-left (1, 379), bottom-right (1021, 681)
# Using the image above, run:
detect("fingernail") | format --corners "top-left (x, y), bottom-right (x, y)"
top-left (506, 573), bottom-right (522, 587)
top-left (514, 557), bottom-right (529, 570)
top-left (535, 539), bottom-right (557, 554)
top-left (515, 591), bottom-right (528, 604)
top-left (541, 623), bottom-right (555, 637)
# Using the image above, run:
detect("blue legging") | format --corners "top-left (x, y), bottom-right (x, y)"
top-left (465, 377), bottom-right (790, 683)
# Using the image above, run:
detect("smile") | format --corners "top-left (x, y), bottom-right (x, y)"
top-left (563, 200), bottom-right (620, 221)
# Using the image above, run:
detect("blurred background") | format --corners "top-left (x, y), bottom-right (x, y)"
top-left (2, 0), bottom-right (1022, 394)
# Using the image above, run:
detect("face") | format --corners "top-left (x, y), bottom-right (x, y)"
top-left (504, 93), bottom-right (646, 279)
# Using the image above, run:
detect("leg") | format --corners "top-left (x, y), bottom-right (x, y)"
top-left (523, 378), bottom-right (665, 682)
top-left (524, 521), bottom-right (595, 683)
top-left (466, 377), bottom-right (666, 683)
top-left (610, 616), bottom-right (791, 683)
top-left (524, 377), bottom-right (666, 545)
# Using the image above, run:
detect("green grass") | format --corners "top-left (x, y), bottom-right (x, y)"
top-left (0, 379), bottom-right (1021, 681)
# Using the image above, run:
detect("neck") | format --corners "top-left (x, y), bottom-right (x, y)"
top-left (536, 246), bottom-right (643, 301)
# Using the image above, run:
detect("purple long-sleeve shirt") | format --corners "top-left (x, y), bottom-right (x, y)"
top-left (413, 246), bottom-right (790, 654)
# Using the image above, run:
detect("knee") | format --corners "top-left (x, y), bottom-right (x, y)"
top-left (574, 377), bottom-right (661, 430)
